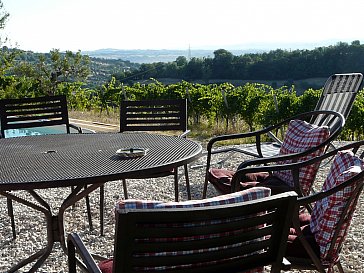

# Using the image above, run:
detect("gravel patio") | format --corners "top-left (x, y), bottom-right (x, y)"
top-left (0, 141), bottom-right (363, 273)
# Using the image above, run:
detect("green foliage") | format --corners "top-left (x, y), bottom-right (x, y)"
top-left (123, 41), bottom-right (364, 84)
top-left (342, 89), bottom-right (364, 140)
top-left (2, 67), bottom-right (364, 139)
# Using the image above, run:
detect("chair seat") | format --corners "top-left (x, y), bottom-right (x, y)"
top-left (286, 213), bottom-right (320, 259)
top-left (208, 168), bottom-right (293, 195)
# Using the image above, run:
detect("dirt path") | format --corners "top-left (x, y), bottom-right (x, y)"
top-left (69, 118), bottom-right (119, 133)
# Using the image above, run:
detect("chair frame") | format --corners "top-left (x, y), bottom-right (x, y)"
top-left (203, 110), bottom-right (345, 198)
top-left (287, 171), bottom-right (364, 273)
top-left (197, 73), bottom-right (363, 171)
top-left (0, 95), bottom-right (90, 239)
top-left (270, 141), bottom-right (364, 273)
top-left (99, 98), bottom-right (191, 235)
top-left (68, 191), bottom-right (297, 273)
top-left (229, 141), bottom-right (364, 272)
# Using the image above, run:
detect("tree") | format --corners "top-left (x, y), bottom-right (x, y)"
top-left (0, 1), bottom-right (20, 98)
top-left (0, 0), bottom-right (9, 33)
top-left (212, 49), bottom-right (233, 79)
top-left (12, 49), bottom-right (90, 96)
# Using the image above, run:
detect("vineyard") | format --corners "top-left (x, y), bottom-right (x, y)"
top-left (4, 77), bottom-right (362, 141)
top-left (97, 79), bottom-right (364, 141)
top-left (1, 49), bottom-right (364, 141)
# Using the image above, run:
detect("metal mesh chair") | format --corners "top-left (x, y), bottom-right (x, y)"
top-left (98, 99), bottom-right (191, 235)
top-left (280, 141), bottom-right (364, 272)
top-left (225, 140), bottom-right (364, 272)
top-left (203, 110), bottom-right (345, 198)
top-left (208, 73), bottom-right (363, 164)
top-left (0, 95), bottom-right (92, 239)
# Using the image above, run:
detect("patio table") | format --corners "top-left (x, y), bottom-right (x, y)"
top-left (0, 132), bottom-right (202, 272)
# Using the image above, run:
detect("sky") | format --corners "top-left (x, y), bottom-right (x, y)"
top-left (2, 0), bottom-right (364, 53)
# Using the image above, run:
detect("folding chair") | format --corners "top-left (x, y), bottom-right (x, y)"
top-left (225, 140), bottom-right (364, 272)
top-left (210, 73), bottom-right (363, 164)
top-left (203, 110), bottom-right (345, 198)
top-left (282, 141), bottom-right (364, 273)
top-left (68, 188), bottom-right (297, 273)
top-left (0, 95), bottom-right (92, 239)
top-left (98, 99), bottom-right (191, 235)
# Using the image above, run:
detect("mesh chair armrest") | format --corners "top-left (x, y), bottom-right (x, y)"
top-left (231, 144), bottom-right (339, 194)
top-left (67, 233), bottom-right (102, 273)
top-left (207, 129), bottom-right (267, 152)
top-left (207, 110), bottom-right (343, 154)
top-left (232, 160), bottom-right (303, 193)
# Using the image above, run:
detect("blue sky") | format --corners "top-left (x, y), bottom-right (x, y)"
top-left (2, 0), bottom-right (364, 53)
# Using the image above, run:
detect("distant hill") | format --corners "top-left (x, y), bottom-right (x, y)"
top-left (82, 48), bottom-right (265, 64)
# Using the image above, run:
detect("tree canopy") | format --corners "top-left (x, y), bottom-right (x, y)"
top-left (117, 41), bottom-right (364, 83)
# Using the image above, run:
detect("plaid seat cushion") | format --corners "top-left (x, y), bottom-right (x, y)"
top-left (208, 168), bottom-right (292, 195)
top-left (273, 119), bottom-right (330, 195)
top-left (99, 187), bottom-right (271, 273)
top-left (310, 151), bottom-right (364, 266)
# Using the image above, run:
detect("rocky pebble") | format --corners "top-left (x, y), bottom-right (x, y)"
top-left (0, 141), bottom-right (363, 272)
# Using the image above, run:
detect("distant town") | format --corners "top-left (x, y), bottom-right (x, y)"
top-left (82, 48), bottom-right (265, 64)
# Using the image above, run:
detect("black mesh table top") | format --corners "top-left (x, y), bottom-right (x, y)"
top-left (0, 133), bottom-right (202, 190)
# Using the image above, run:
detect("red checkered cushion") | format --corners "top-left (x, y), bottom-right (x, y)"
top-left (310, 151), bottom-right (364, 265)
top-left (273, 119), bottom-right (330, 195)
top-left (99, 187), bottom-right (271, 273)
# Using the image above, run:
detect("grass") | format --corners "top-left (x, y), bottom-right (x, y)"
top-left (69, 109), bottom-right (120, 125)
top-left (69, 109), bottom-right (268, 145)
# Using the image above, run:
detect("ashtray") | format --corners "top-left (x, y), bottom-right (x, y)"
top-left (116, 148), bottom-right (147, 158)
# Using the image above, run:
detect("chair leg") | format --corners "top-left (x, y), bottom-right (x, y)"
top-left (122, 179), bottom-right (129, 199)
top-left (7, 198), bottom-right (16, 239)
top-left (336, 261), bottom-right (345, 273)
top-left (99, 185), bottom-right (104, 236)
top-left (84, 185), bottom-right (93, 231)
top-left (71, 186), bottom-right (76, 209)
top-left (184, 164), bottom-right (191, 200)
top-left (174, 169), bottom-right (179, 202)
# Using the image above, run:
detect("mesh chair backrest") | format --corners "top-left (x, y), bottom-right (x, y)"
top-left (312, 73), bottom-right (363, 127)
top-left (120, 99), bottom-right (187, 133)
top-left (0, 95), bottom-right (71, 137)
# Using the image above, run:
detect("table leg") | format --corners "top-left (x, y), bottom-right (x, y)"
top-left (0, 190), bottom-right (54, 273)
top-left (0, 183), bottom-right (104, 272)
top-left (57, 183), bottom-right (104, 254)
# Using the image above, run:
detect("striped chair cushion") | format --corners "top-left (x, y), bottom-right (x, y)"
top-left (116, 186), bottom-right (271, 210)
top-left (99, 187), bottom-right (271, 273)
top-left (310, 151), bottom-right (364, 264)
top-left (273, 119), bottom-right (330, 195)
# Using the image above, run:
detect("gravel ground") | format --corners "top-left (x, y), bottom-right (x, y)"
top-left (0, 141), bottom-right (363, 273)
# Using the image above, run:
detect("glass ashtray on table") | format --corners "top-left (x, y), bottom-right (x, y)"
top-left (116, 147), bottom-right (147, 158)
